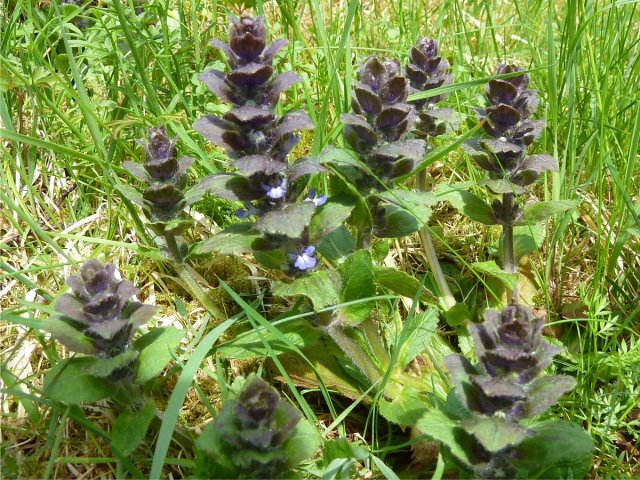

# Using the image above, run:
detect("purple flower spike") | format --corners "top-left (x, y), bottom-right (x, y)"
top-left (262, 178), bottom-right (287, 199)
top-left (290, 246), bottom-right (317, 270)
top-left (304, 188), bottom-right (327, 207)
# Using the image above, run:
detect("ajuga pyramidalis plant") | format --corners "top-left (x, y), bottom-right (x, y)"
top-left (404, 38), bottom-right (458, 310)
top-left (51, 259), bottom-right (158, 371)
top-left (418, 304), bottom-right (593, 478)
top-left (192, 15), bottom-right (329, 276)
top-left (461, 65), bottom-right (567, 300)
top-left (194, 374), bottom-right (320, 478)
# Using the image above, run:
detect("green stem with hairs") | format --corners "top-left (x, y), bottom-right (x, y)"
top-left (502, 193), bottom-right (518, 303)
top-left (162, 233), bottom-right (224, 321)
top-left (417, 170), bottom-right (456, 310)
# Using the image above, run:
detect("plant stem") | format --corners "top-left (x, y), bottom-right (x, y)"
top-left (162, 233), bottom-right (224, 321)
top-left (416, 170), bottom-right (456, 310)
top-left (361, 318), bottom-right (391, 369)
top-left (319, 312), bottom-right (381, 384)
top-left (163, 233), bottom-right (184, 264)
top-left (502, 193), bottom-right (518, 303)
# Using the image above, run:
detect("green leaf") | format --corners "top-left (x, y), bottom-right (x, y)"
top-left (461, 416), bottom-right (531, 453)
top-left (254, 202), bottom-right (316, 238)
top-left (374, 204), bottom-right (422, 237)
top-left (374, 189), bottom-right (437, 226)
top-left (45, 318), bottom-right (96, 355)
top-left (398, 308), bottom-right (439, 365)
top-left (111, 399), bottom-right (156, 456)
top-left (522, 375), bottom-right (576, 418)
top-left (513, 224), bottom-right (544, 261)
top-left (84, 350), bottom-right (138, 378)
top-left (521, 200), bottom-right (579, 224)
top-left (116, 184), bottom-right (144, 207)
top-left (283, 417), bottom-right (322, 470)
top-left (319, 145), bottom-right (368, 172)
top-left (373, 267), bottom-right (437, 304)
top-left (479, 178), bottom-right (526, 195)
top-left (309, 194), bottom-right (356, 243)
top-left (253, 247), bottom-right (289, 270)
top-left (436, 187), bottom-right (496, 225)
top-left (379, 385), bottom-right (429, 426)
top-left (273, 270), bottom-right (342, 310)
top-left (472, 260), bottom-right (518, 291)
top-left (219, 319), bottom-right (322, 359)
top-left (192, 223), bottom-right (259, 255)
top-left (512, 420), bottom-right (594, 479)
top-left (134, 327), bottom-right (183, 384)
top-left (443, 302), bottom-right (471, 328)
top-left (318, 225), bottom-right (356, 264)
top-left (339, 250), bottom-right (376, 324)
top-left (44, 357), bottom-right (113, 404)
top-left (417, 410), bottom-right (480, 467)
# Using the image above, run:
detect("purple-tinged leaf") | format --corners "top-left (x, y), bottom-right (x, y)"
top-left (185, 173), bottom-right (262, 204)
top-left (512, 154), bottom-right (558, 186)
top-left (116, 280), bottom-right (138, 311)
top-left (267, 71), bottom-right (301, 104)
top-left (199, 69), bottom-right (236, 104)
top-left (461, 416), bottom-right (532, 453)
top-left (232, 155), bottom-right (286, 176)
top-left (86, 318), bottom-right (128, 340)
top-left (55, 293), bottom-right (90, 324)
top-left (274, 110), bottom-right (314, 139)
top-left (288, 157), bottom-right (327, 181)
top-left (143, 184), bottom-right (184, 207)
top-left (389, 157), bottom-right (415, 178)
top-left (81, 261), bottom-right (114, 295)
top-left (376, 105), bottom-right (411, 130)
top-left (224, 106), bottom-right (275, 126)
top-left (210, 39), bottom-right (234, 60)
top-left (373, 139), bottom-right (426, 162)
top-left (262, 38), bottom-right (288, 64)
top-left (406, 64), bottom-right (428, 85)
top-left (128, 304), bottom-right (160, 329)
top-left (177, 156), bottom-right (194, 178)
top-left (254, 202), bottom-right (316, 238)
top-left (46, 318), bottom-right (96, 354)
top-left (227, 63), bottom-right (273, 87)
top-left (469, 374), bottom-right (527, 401)
top-left (193, 115), bottom-right (232, 149)
top-left (522, 375), bottom-right (576, 418)
top-left (84, 350), bottom-right (138, 378)
top-left (121, 161), bottom-right (150, 182)
top-left (360, 57), bottom-right (388, 91)
top-left (354, 84), bottom-right (382, 114)
top-left (513, 90), bottom-right (539, 118)
top-left (379, 76), bottom-right (409, 104)
top-left (487, 104), bottom-right (521, 127)
top-left (486, 79), bottom-right (519, 105)
top-left (230, 32), bottom-right (266, 63)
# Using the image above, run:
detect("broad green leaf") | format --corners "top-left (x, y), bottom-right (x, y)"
top-left (512, 420), bottom-right (594, 479)
top-left (283, 417), bottom-right (322, 470)
top-left (254, 202), bottom-right (316, 238)
top-left (45, 318), bottom-right (96, 355)
top-left (253, 247), bottom-right (288, 270)
top-left (309, 194), bottom-right (356, 243)
top-left (111, 399), bottom-right (156, 456)
top-left (513, 224), bottom-right (544, 261)
top-left (219, 319), bottom-right (322, 359)
top-left (436, 187), bottom-right (496, 225)
top-left (379, 385), bottom-right (429, 426)
top-left (443, 302), bottom-right (471, 328)
top-left (522, 375), bottom-right (576, 418)
top-left (44, 357), bottom-right (112, 404)
top-left (273, 270), bottom-right (342, 310)
top-left (340, 250), bottom-right (376, 324)
top-left (374, 189), bottom-right (437, 226)
top-left (134, 326), bottom-right (183, 384)
top-left (116, 184), bottom-right (144, 207)
top-left (521, 200), bottom-right (578, 224)
top-left (472, 260), bottom-right (518, 291)
top-left (461, 416), bottom-right (531, 453)
top-left (318, 225), bottom-right (356, 264)
top-left (374, 204), bottom-right (422, 237)
top-left (417, 410), bottom-right (479, 467)
top-left (84, 350), bottom-right (138, 378)
top-left (373, 267), bottom-right (437, 304)
top-left (398, 308), bottom-right (439, 365)
top-left (192, 223), bottom-right (259, 255)
top-left (319, 145), bottom-right (368, 171)
top-left (479, 178), bottom-right (526, 195)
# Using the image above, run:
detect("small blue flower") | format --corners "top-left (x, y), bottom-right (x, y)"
top-left (304, 188), bottom-right (327, 207)
top-left (289, 246), bottom-right (317, 270)
top-left (262, 178), bottom-right (287, 199)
